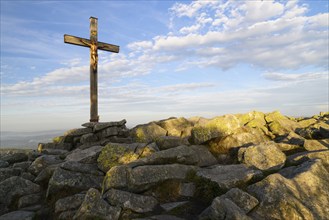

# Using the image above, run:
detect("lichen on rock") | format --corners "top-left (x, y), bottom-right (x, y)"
top-left (190, 114), bottom-right (242, 144)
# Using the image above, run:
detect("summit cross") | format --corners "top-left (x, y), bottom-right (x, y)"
top-left (64, 17), bottom-right (120, 122)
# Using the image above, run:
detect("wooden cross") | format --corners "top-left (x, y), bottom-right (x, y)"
top-left (64, 17), bottom-right (119, 122)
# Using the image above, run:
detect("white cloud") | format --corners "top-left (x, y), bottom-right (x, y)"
top-left (179, 12), bottom-right (213, 34)
top-left (170, 0), bottom-right (218, 18)
top-left (61, 58), bottom-right (82, 67)
top-left (157, 83), bottom-right (215, 93)
top-left (282, 1), bottom-right (308, 19)
top-left (127, 41), bottom-right (153, 51)
top-left (242, 0), bottom-right (284, 22)
top-left (262, 72), bottom-right (328, 82)
top-left (179, 24), bottom-right (201, 34)
top-left (163, 1), bottom-right (329, 70)
top-left (307, 13), bottom-right (329, 28)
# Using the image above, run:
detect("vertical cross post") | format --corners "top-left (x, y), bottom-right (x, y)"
top-left (64, 17), bottom-right (119, 123)
top-left (90, 17), bottom-right (98, 122)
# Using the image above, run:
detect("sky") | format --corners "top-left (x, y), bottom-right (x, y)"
top-left (1, 0), bottom-right (328, 132)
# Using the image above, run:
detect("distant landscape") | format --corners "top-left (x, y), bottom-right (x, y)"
top-left (0, 130), bottom-right (65, 149)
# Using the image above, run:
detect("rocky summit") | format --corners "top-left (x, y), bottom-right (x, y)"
top-left (0, 111), bottom-right (329, 220)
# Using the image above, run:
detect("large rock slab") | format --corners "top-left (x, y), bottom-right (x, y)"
top-left (199, 196), bottom-right (251, 220)
top-left (239, 111), bottom-right (269, 135)
top-left (64, 128), bottom-right (92, 137)
top-left (55, 193), bottom-right (85, 214)
top-left (156, 136), bottom-right (189, 150)
top-left (221, 188), bottom-right (259, 214)
top-left (273, 142), bottom-right (304, 153)
top-left (0, 160), bottom-right (9, 168)
top-left (17, 193), bottom-right (41, 209)
top-left (20, 172), bottom-right (36, 182)
top-left (73, 188), bottom-right (121, 220)
top-left (38, 142), bottom-right (73, 152)
top-left (129, 164), bottom-right (198, 192)
top-left (156, 117), bottom-right (194, 138)
top-left (97, 143), bottom-right (143, 173)
top-left (304, 139), bottom-right (329, 151)
top-left (41, 149), bottom-right (69, 156)
top-left (0, 176), bottom-right (41, 207)
top-left (129, 145), bottom-right (217, 168)
top-left (0, 168), bottom-right (21, 182)
top-left (47, 167), bottom-right (103, 199)
top-left (60, 161), bottom-right (104, 176)
top-left (208, 126), bottom-right (270, 155)
top-left (34, 164), bottom-right (59, 186)
top-left (265, 111), bottom-right (299, 136)
top-left (160, 201), bottom-right (189, 212)
top-left (296, 120), bottom-right (329, 139)
top-left (130, 122), bottom-right (167, 143)
top-left (297, 118), bottom-right (317, 128)
top-left (247, 159), bottom-right (329, 219)
top-left (0, 211), bottom-right (35, 220)
top-left (103, 165), bottom-right (129, 190)
top-left (95, 119), bottom-right (126, 131)
top-left (57, 211), bottom-right (77, 220)
top-left (100, 136), bottom-right (134, 145)
top-left (134, 143), bottom-right (159, 158)
top-left (238, 142), bottom-right (286, 172)
top-left (81, 119), bottom-right (126, 131)
top-left (28, 155), bottom-right (63, 176)
top-left (277, 131), bottom-right (305, 146)
top-left (65, 145), bottom-right (103, 163)
top-left (80, 133), bottom-right (99, 144)
top-left (97, 127), bottom-right (121, 139)
top-left (0, 153), bottom-right (28, 164)
top-left (319, 126), bottom-right (329, 138)
top-left (196, 164), bottom-right (263, 191)
top-left (190, 114), bottom-right (242, 144)
top-left (287, 150), bottom-right (329, 167)
top-left (104, 188), bottom-right (158, 213)
top-left (13, 161), bottom-right (32, 172)
top-left (104, 164), bottom-right (198, 193)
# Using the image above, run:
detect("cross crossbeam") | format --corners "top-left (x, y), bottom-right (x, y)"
top-left (64, 35), bottom-right (119, 53)
top-left (64, 17), bottom-right (120, 122)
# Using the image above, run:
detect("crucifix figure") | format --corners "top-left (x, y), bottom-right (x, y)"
top-left (64, 17), bottom-right (119, 122)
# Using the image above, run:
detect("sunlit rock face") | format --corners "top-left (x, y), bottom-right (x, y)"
top-left (1, 111), bottom-right (329, 219)
top-left (247, 159), bottom-right (329, 220)
top-left (238, 142), bottom-right (287, 172)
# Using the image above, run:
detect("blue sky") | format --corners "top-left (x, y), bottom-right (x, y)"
top-left (1, 0), bottom-right (328, 132)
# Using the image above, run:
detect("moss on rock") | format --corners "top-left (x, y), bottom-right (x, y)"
top-left (53, 136), bottom-right (64, 144)
top-left (265, 111), bottom-right (286, 123)
top-left (97, 144), bottom-right (139, 173)
top-left (208, 126), bottom-right (270, 155)
top-left (131, 122), bottom-right (167, 143)
top-left (265, 111), bottom-right (300, 137)
top-left (156, 117), bottom-right (194, 137)
top-left (190, 114), bottom-right (241, 144)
